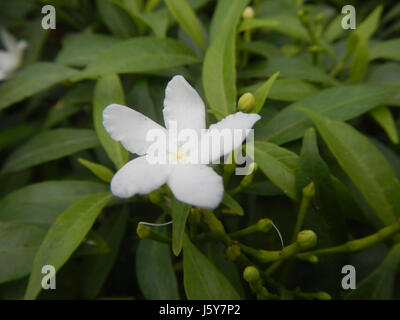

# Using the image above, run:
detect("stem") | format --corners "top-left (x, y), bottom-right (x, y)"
top-left (298, 219), bottom-right (400, 259)
top-left (291, 182), bottom-right (314, 243)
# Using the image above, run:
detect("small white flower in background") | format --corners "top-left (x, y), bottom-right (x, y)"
top-left (0, 28), bottom-right (27, 80)
top-left (103, 75), bottom-right (261, 209)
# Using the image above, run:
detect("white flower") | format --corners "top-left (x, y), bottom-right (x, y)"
top-left (0, 29), bottom-right (27, 80)
top-left (103, 75), bottom-right (261, 209)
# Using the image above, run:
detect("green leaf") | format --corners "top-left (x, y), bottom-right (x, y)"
top-left (356, 5), bottom-right (383, 41)
top-left (252, 71), bottom-right (280, 113)
top-left (97, 0), bottom-right (137, 38)
top-left (24, 192), bottom-right (113, 300)
top-left (296, 128), bottom-right (347, 245)
top-left (238, 41), bottom-right (281, 59)
top-left (369, 106), bottom-right (399, 144)
top-left (171, 197), bottom-right (191, 256)
top-left (81, 208), bottom-right (129, 299)
top-left (93, 74), bottom-right (128, 169)
top-left (136, 228), bottom-right (180, 299)
top-left (240, 78), bottom-right (319, 102)
top-left (239, 57), bottom-right (336, 85)
top-left (0, 180), bottom-right (108, 224)
top-left (247, 141), bottom-right (299, 200)
top-left (1, 129), bottom-right (99, 174)
top-left (183, 234), bottom-right (241, 299)
top-left (0, 222), bottom-right (48, 284)
top-left (74, 230), bottom-right (110, 257)
top-left (165, 0), bottom-right (205, 50)
top-left (263, 84), bottom-right (398, 145)
top-left (345, 244), bottom-right (400, 299)
top-left (370, 39), bottom-right (400, 62)
top-left (55, 32), bottom-right (121, 67)
top-left (78, 158), bottom-right (114, 183)
top-left (202, 0), bottom-right (250, 117)
top-left (298, 107), bottom-right (400, 226)
top-left (222, 192), bottom-right (244, 216)
top-left (75, 37), bottom-right (199, 80)
top-left (0, 125), bottom-right (38, 151)
top-left (0, 63), bottom-right (78, 111)
top-left (349, 38), bottom-right (370, 84)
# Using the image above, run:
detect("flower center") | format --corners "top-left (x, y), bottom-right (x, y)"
top-left (169, 147), bottom-right (190, 163)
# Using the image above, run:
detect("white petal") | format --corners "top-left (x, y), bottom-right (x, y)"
top-left (103, 104), bottom-right (167, 155)
top-left (167, 164), bottom-right (223, 209)
top-left (111, 156), bottom-right (171, 198)
top-left (201, 112), bottom-right (261, 163)
top-left (163, 75), bottom-right (206, 134)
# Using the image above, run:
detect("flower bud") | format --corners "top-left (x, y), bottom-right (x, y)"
top-left (302, 181), bottom-right (315, 198)
top-left (316, 291), bottom-right (331, 300)
top-left (243, 266), bottom-right (260, 282)
top-left (257, 218), bottom-right (272, 233)
top-left (238, 92), bottom-right (255, 112)
top-left (136, 224), bottom-right (151, 239)
top-left (297, 230), bottom-right (317, 250)
top-left (225, 243), bottom-right (241, 261)
top-left (148, 190), bottom-right (163, 204)
top-left (242, 6), bottom-right (255, 20)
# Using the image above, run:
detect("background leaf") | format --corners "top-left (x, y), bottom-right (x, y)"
top-left (24, 192), bottom-right (112, 300)
top-left (1, 129), bottom-right (99, 174)
top-left (183, 234), bottom-right (241, 300)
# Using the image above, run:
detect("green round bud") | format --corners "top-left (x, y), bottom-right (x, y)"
top-left (136, 224), bottom-right (151, 239)
top-left (242, 6), bottom-right (255, 20)
top-left (316, 291), bottom-right (331, 300)
top-left (238, 92), bottom-right (255, 112)
top-left (302, 181), bottom-right (315, 198)
top-left (297, 230), bottom-right (318, 250)
top-left (225, 243), bottom-right (241, 261)
top-left (243, 266), bottom-right (260, 282)
top-left (257, 218), bottom-right (272, 233)
top-left (308, 255), bottom-right (319, 264)
top-left (148, 190), bottom-right (163, 204)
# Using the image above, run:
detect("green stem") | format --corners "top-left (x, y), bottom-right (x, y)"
top-left (229, 218), bottom-right (273, 239)
top-left (291, 184), bottom-right (314, 243)
top-left (298, 219), bottom-right (400, 259)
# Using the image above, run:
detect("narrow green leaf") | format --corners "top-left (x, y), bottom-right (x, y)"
top-left (81, 208), bottom-right (129, 299)
top-left (0, 180), bottom-right (108, 224)
top-left (136, 228), bottom-right (180, 299)
top-left (75, 37), bottom-right (199, 80)
top-left (346, 244), bottom-right (400, 299)
top-left (263, 84), bottom-right (398, 145)
top-left (222, 192), bottom-right (244, 216)
top-left (298, 107), bottom-right (400, 225)
top-left (202, 0), bottom-right (250, 117)
top-left (78, 158), bottom-right (114, 183)
top-left (349, 38), bottom-right (370, 84)
top-left (370, 106), bottom-right (399, 144)
top-left (0, 63), bottom-right (78, 111)
top-left (1, 129), bottom-right (99, 174)
top-left (24, 192), bottom-right (113, 300)
top-left (171, 197), bottom-right (191, 256)
top-left (247, 141), bottom-right (299, 200)
top-left (93, 74), bottom-right (128, 169)
top-left (252, 72), bottom-right (280, 113)
top-left (183, 234), bottom-right (241, 300)
top-left (165, 0), bottom-right (205, 50)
